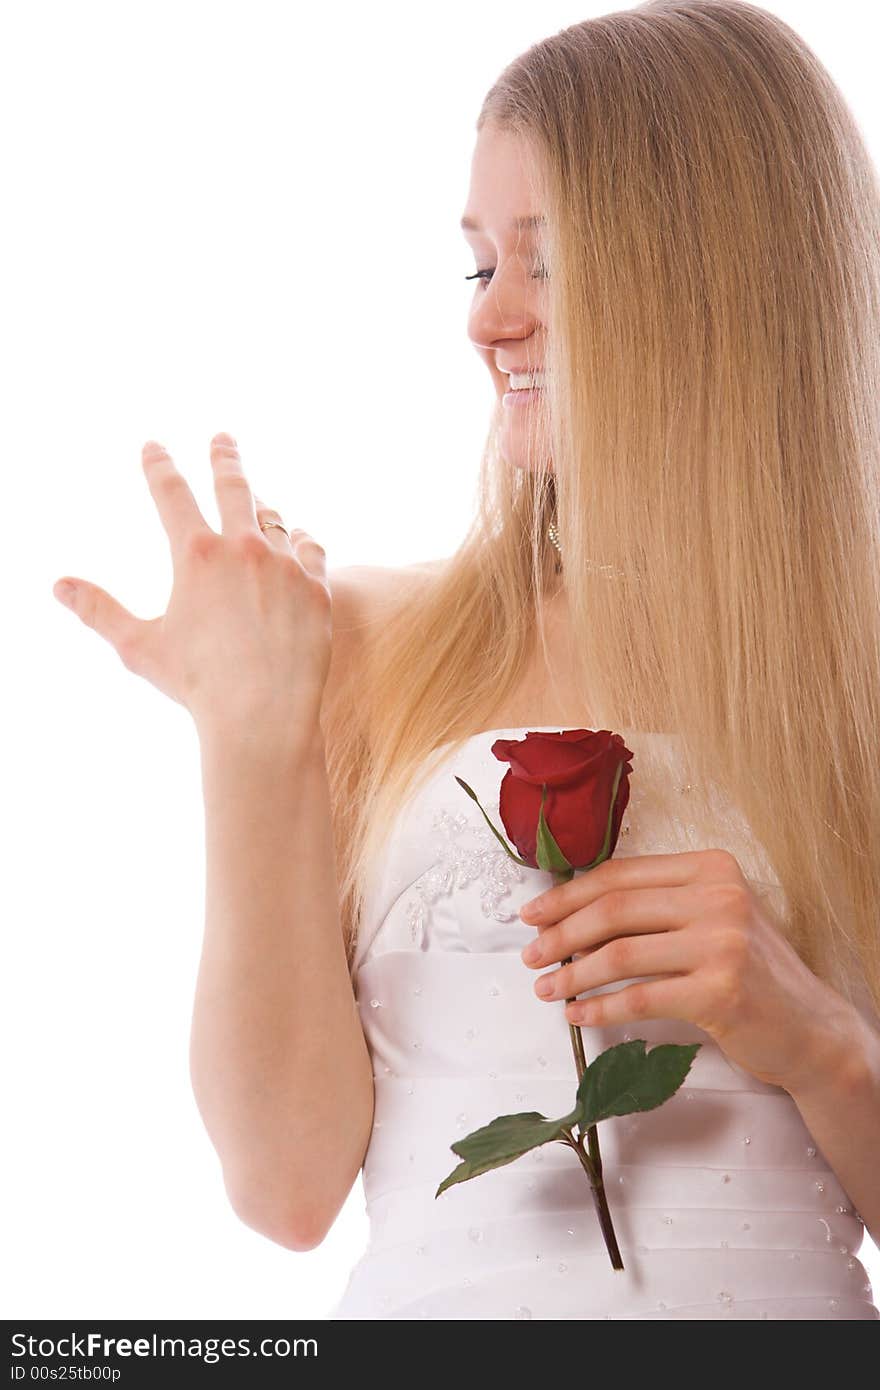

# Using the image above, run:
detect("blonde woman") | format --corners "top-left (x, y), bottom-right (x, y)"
top-left (54, 1), bottom-right (880, 1319)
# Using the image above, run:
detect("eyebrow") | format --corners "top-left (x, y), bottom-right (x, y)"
top-left (460, 214), bottom-right (547, 232)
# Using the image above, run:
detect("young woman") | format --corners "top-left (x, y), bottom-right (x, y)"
top-left (54, 1), bottom-right (880, 1319)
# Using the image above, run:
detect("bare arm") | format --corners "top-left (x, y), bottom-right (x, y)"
top-left (190, 717), bottom-right (374, 1251)
top-left (53, 435), bottom-right (378, 1253)
top-left (188, 561), bottom-right (439, 1248)
top-left (786, 1008), bottom-right (880, 1246)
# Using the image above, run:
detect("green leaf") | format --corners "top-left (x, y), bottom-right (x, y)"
top-left (581, 759), bottom-right (626, 871)
top-left (575, 1039), bottom-right (702, 1127)
top-left (454, 775), bottom-right (532, 867)
top-left (536, 784), bottom-right (573, 873)
top-left (435, 1105), bottom-right (581, 1197)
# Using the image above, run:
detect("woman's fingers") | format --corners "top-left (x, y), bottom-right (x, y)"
top-left (209, 433), bottom-right (261, 536)
top-left (141, 439), bottom-right (213, 564)
top-left (252, 488), bottom-right (329, 586)
top-left (252, 493), bottom-right (292, 551)
top-left (52, 575), bottom-right (150, 671)
top-left (53, 432), bottom-right (334, 721)
top-left (291, 530), bottom-right (329, 583)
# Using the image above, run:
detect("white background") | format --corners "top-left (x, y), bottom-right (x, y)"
top-left (3, 1), bottom-right (877, 1318)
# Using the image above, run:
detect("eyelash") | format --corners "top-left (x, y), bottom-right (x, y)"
top-left (465, 262), bottom-right (549, 285)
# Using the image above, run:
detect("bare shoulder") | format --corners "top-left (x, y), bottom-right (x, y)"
top-left (327, 559), bottom-right (444, 628)
top-left (323, 559), bottom-right (447, 705)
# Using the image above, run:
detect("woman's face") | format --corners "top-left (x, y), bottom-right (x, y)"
top-left (461, 122), bottom-right (551, 472)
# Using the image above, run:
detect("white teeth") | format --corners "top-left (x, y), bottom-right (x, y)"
top-left (508, 371), bottom-right (546, 390)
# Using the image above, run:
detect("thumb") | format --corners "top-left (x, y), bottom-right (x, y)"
top-left (53, 578), bottom-right (145, 665)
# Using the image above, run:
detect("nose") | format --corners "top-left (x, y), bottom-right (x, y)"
top-left (467, 261), bottom-right (544, 360)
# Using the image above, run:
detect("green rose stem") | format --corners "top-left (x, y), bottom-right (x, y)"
top-left (539, 761), bottom-right (626, 1271)
top-left (451, 758), bottom-right (630, 1271)
top-left (552, 861), bottom-right (624, 1271)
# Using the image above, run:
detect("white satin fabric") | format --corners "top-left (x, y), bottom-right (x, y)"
top-left (329, 726), bottom-right (878, 1319)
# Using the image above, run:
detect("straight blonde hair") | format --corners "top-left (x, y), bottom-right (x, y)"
top-left (322, 0), bottom-right (880, 1025)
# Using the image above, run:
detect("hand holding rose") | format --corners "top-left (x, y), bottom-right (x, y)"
top-left (519, 846), bottom-right (857, 1095)
top-left (437, 726), bottom-right (867, 1271)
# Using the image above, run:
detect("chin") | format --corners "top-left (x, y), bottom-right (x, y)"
top-left (500, 435), bottom-right (554, 473)
top-left (498, 401), bottom-right (552, 470)
top-left (505, 457), bottom-right (554, 473)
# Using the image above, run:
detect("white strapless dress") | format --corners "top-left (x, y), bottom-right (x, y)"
top-left (330, 726), bottom-right (879, 1320)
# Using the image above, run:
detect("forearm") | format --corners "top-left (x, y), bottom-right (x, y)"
top-left (786, 1006), bottom-right (880, 1246)
top-left (189, 723), bottom-right (373, 1244)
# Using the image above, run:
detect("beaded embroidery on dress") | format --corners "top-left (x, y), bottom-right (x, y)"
top-left (329, 726), bottom-right (879, 1320)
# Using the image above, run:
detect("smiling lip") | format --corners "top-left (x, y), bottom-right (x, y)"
top-left (502, 386), bottom-right (544, 407)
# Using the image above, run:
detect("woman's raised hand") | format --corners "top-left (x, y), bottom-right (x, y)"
top-left (52, 433), bottom-right (333, 741)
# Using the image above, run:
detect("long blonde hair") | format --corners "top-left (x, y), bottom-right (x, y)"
top-left (322, 0), bottom-right (880, 1023)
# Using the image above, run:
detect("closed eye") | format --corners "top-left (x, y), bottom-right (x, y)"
top-left (465, 260), bottom-right (549, 286)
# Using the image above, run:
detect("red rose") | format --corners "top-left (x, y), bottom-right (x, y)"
top-left (490, 728), bottom-right (634, 871)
